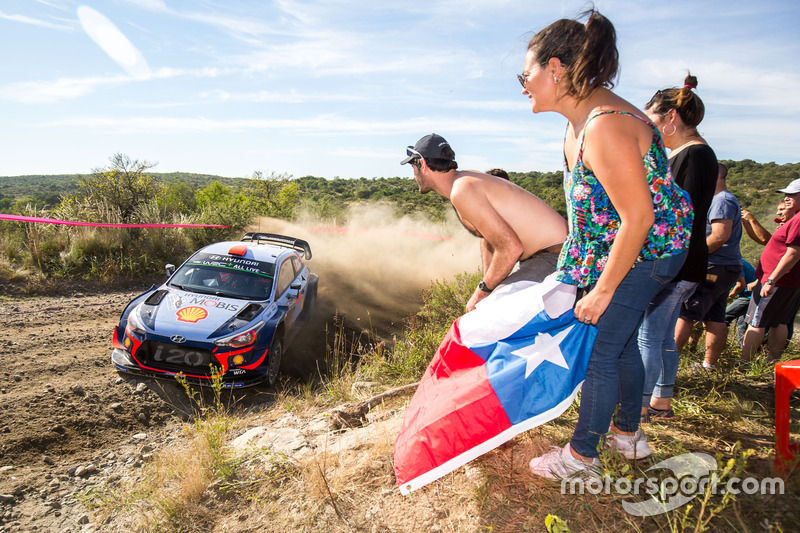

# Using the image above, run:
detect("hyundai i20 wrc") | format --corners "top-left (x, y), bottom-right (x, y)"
top-left (112, 232), bottom-right (318, 387)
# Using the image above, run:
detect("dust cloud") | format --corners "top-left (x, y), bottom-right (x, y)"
top-left (247, 204), bottom-right (480, 344)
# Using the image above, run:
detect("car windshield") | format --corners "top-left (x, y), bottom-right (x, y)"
top-left (168, 253), bottom-right (275, 300)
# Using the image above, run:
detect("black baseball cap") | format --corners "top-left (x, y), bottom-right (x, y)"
top-left (400, 133), bottom-right (455, 165)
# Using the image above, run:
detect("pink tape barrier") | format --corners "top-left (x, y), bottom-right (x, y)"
top-left (0, 213), bottom-right (229, 228)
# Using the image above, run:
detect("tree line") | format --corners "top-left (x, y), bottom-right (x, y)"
top-left (0, 154), bottom-right (797, 283)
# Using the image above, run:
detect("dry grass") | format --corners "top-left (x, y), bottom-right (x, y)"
top-left (93, 356), bottom-right (800, 533)
top-left (85, 285), bottom-right (800, 533)
top-left (219, 406), bottom-right (484, 532)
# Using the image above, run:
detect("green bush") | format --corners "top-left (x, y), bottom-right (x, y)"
top-left (362, 270), bottom-right (481, 383)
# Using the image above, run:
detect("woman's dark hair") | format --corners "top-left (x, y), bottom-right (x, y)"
top-left (527, 10), bottom-right (618, 101)
top-left (645, 73), bottom-right (705, 128)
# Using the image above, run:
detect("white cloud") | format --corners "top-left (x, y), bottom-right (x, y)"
top-left (0, 10), bottom-right (73, 30)
top-left (120, 0), bottom-right (169, 12)
top-left (77, 6), bottom-right (151, 79)
top-left (43, 114), bottom-right (524, 137)
top-left (634, 58), bottom-right (800, 113)
top-left (0, 75), bottom-right (130, 103)
top-left (0, 66), bottom-right (227, 104)
top-left (197, 89), bottom-right (365, 104)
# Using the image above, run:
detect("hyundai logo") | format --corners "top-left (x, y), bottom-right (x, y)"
top-left (170, 335), bottom-right (186, 343)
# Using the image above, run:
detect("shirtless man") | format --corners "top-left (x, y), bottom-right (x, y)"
top-left (401, 133), bottom-right (568, 311)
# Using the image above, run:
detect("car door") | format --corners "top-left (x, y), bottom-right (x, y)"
top-left (274, 255), bottom-right (303, 330)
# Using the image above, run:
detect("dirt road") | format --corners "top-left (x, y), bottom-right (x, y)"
top-left (0, 271), bottom-right (430, 532)
top-left (0, 285), bottom-right (184, 529)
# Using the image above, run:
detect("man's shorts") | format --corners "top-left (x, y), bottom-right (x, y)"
top-left (680, 263), bottom-right (742, 323)
top-left (496, 250), bottom-right (559, 290)
top-left (745, 283), bottom-right (800, 328)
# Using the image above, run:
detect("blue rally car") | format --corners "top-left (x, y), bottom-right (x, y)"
top-left (112, 232), bottom-right (318, 388)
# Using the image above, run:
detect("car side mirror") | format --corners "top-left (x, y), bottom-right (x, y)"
top-left (288, 283), bottom-right (301, 299)
top-left (165, 264), bottom-right (175, 278)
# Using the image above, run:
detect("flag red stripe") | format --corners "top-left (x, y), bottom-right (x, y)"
top-left (394, 321), bottom-right (512, 488)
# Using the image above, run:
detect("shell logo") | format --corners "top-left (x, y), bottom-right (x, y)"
top-left (176, 306), bottom-right (208, 323)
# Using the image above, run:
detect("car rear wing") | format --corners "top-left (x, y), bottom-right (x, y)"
top-left (241, 232), bottom-right (313, 260)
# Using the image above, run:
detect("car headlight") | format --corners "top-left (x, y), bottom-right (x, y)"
top-left (215, 322), bottom-right (265, 348)
top-left (127, 306), bottom-right (147, 335)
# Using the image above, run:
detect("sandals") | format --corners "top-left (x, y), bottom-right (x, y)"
top-left (647, 406), bottom-right (675, 419)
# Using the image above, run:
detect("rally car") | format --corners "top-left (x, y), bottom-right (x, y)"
top-left (111, 232), bottom-right (318, 388)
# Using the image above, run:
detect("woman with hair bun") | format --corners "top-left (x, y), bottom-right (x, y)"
top-left (519, 10), bottom-right (693, 478)
top-left (639, 75), bottom-right (718, 422)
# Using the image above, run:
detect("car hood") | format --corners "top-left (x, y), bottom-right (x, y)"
top-left (147, 289), bottom-right (260, 340)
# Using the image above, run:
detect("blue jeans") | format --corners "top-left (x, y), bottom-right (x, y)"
top-left (570, 251), bottom-right (686, 458)
top-left (725, 296), bottom-right (751, 347)
top-left (640, 280), bottom-right (698, 405)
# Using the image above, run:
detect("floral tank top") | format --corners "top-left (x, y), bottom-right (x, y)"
top-left (556, 110), bottom-right (693, 287)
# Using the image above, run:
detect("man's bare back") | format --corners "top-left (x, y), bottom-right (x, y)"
top-left (402, 132), bottom-right (568, 311)
top-left (449, 171), bottom-right (568, 258)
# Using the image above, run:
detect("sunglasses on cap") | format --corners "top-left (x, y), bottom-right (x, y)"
top-left (406, 147), bottom-right (423, 160)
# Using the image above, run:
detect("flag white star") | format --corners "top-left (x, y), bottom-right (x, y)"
top-left (511, 325), bottom-right (573, 378)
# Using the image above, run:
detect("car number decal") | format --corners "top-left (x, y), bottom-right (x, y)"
top-left (151, 343), bottom-right (210, 367)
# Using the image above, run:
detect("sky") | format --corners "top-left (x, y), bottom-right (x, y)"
top-left (1, 0), bottom-right (799, 180)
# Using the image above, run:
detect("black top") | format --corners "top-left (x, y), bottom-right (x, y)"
top-left (670, 144), bottom-right (718, 283)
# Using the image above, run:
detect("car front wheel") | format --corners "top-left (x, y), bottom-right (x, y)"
top-left (266, 338), bottom-right (282, 387)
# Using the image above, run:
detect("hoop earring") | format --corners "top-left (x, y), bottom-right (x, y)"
top-left (662, 124), bottom-right (677, 137)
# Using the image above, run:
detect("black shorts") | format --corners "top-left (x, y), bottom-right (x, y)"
top-left (680, 263), bottom-right (742, 323)
top-left (496, 251), bottom-right (559, 289)
top-left (746, 284), bottom-right (800, 328)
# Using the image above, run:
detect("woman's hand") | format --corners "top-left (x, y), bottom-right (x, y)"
top-left (574, 287), bottom-right (613, 326)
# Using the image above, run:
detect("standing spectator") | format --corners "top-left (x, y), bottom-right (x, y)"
top-left (674, 163), bottom-right (743, 371)
top-left (739, 199), bottom-right (798, 346)
top-left (518, 10), bottom-right (692, 478)
top-left (638, 75), bottom-right (717, 422)
top-left (725, 258), bottom-right (757, 347)
top-left (742, 179), bottom-right (800, 362)
top-left (741, 202), bottom-right (787, 245)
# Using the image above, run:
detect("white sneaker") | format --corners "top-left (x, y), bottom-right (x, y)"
top-left (529, 443), bottom-right (600, 480)
top-left (605, 426), bottom-right (652, 460)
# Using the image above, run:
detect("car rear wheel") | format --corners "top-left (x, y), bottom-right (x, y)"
top-left (266, 338), bottom-right (282, 387)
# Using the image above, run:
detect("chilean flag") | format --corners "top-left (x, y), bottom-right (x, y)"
top-left (394, 274), bottom-right (597, 494)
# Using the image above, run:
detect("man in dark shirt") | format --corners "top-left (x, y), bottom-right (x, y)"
top-left (674, 164), bottom-right (742, 370)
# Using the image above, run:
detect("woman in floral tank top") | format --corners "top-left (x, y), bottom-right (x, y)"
top-left (519, 11), bottom-right (693, 479)
top-left (558, 109), bottom-right (693, 287)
